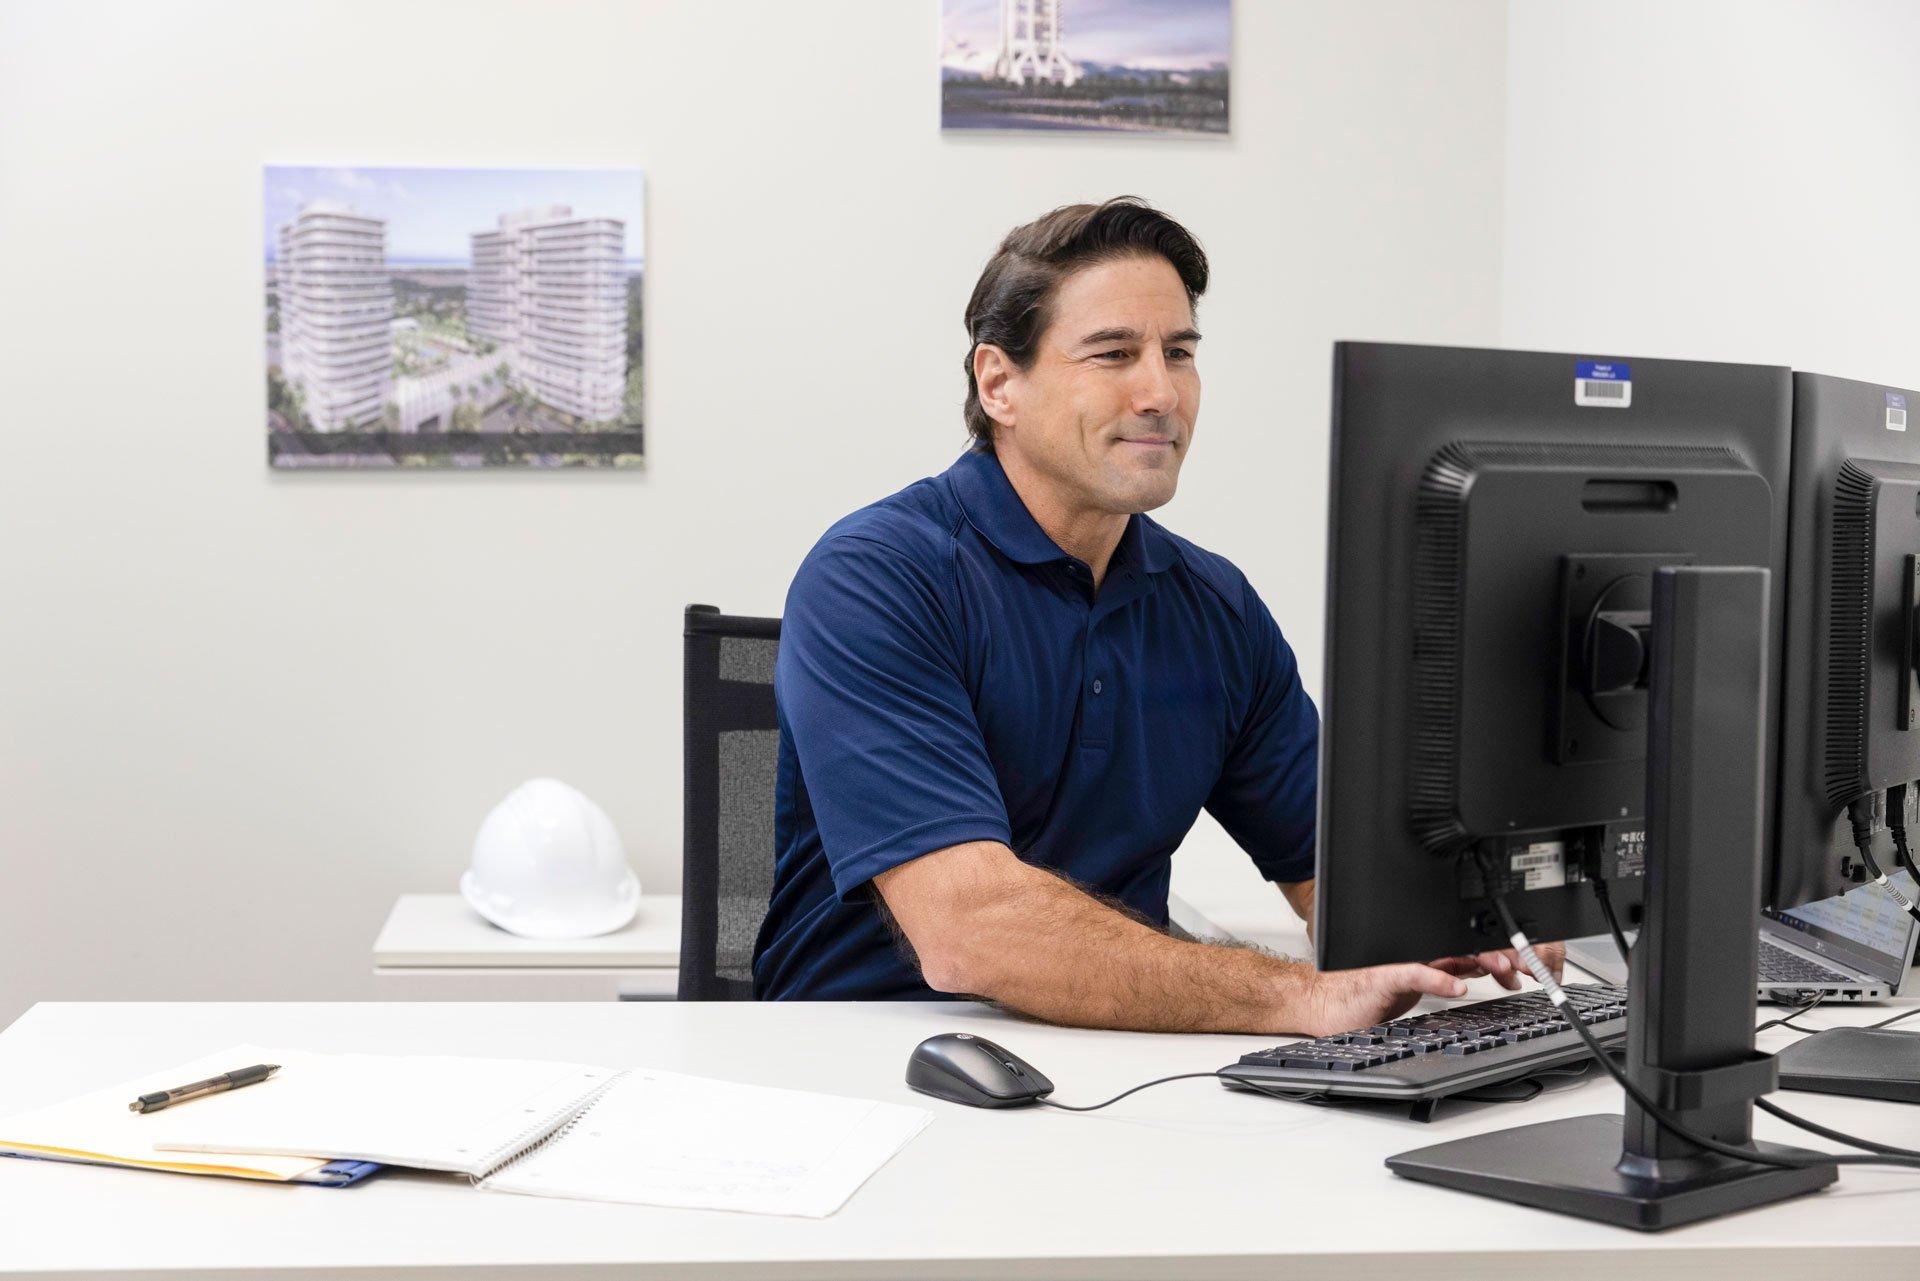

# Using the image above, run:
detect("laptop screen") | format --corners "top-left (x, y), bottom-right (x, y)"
top-left (1767, 869), bottom-right (1920, 978)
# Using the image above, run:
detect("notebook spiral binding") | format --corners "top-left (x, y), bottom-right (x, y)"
top-left (470, 1068), bottom-right (632, 1187)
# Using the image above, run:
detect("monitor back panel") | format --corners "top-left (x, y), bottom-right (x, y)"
top-left (1776, 371), bottom-right (1920, 911)
top-left (1318, 342), bottom-right (1792, 969)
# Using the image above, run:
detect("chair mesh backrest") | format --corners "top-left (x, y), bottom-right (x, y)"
top-left (681, 605), bottom-right (781, 1000)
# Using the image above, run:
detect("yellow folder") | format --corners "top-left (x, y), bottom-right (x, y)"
top-left (0, 1045), bottom-right (329, 1181)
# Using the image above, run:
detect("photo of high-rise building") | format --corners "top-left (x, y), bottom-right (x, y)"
top-left (264, 166), bottom-right (644, 469)
top-left (468, 206), bottom-right (627, 424)
top-left (940, 0), bottom-right (1231, 136)
top-left (276, 203), bottom-right (394, 431)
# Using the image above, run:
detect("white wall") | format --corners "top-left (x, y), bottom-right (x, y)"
top-left (1502, 0), bottom-right (1920, 390)
top-left (0, 0), bottom-right (1509, 1028)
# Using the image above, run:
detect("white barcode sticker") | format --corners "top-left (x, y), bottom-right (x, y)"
top-left (1510, 841), bottom-right (1567, 890)
top-left (1576, 360), bottom-right (1632, 408)
top-left (1889, 392), bottom-right (1909, 432)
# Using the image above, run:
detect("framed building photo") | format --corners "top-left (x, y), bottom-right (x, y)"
top-left (941, 0), bottom-right (1231, 137)
top-left (264, 165), bottom-right (645, 468)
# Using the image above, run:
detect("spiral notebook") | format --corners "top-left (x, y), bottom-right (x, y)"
top-left (148, 1044), bottom-right (930, 1217)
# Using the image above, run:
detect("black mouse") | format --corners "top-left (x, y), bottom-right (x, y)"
top-left (906, 1032), bottom-right (1055, 1108)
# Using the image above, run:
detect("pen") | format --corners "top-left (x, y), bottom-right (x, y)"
top-left (129, 1063), bottom-right (281, 1114)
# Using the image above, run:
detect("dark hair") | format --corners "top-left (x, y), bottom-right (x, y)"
top-left (961, 196), bottom-right (1209, 451)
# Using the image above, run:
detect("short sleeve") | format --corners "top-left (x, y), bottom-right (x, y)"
top-left (1203, 585), bottom-right (1321, 884)
top-left (777, 534), bottom-right (1012, 900)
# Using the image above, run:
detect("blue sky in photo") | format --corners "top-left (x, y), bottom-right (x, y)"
top-left (264, 166), bottom-right (645, 265)
top-left (942, 0), bottom-right (1230, 68)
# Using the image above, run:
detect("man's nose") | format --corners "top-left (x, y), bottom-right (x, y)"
top-left (1131, 350), bottom-right (1179, 417)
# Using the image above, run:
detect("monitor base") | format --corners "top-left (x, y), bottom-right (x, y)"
top-left (1387, 1112), bottom-right (1836, 1231)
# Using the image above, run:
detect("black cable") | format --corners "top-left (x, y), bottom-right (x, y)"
top-left (1036, 1070), bottom-right (1328, 1113)
top-left (1756, 1098), bottom-right (1920, 1158)
top-left (1454, 1077), bottom-right (1545, 1104)
top-left (1754, 990), bottom-right (1824, 1034)
top-left (1476, 852), bottom-right (1920, 1173)
top-left (1036, 1071), bottom-right (1225, 1111)
top-left (1869, 1005), bottom-right (1920, 1031)
top-left (1453, 1060), bottom-right (1597, 1105)
top-left (1591, 878), bottom-right (1633, 966)
top-left (1848, 795), bottom-right (1920, 927)
top-left (1889, 783), bottom-right (1920, 888)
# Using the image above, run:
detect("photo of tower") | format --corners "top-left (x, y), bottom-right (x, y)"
top-left (276, 204), bottom-right (393, 431)
top-left (941, 0), bottom-right (1231, 136)
top-left (264, 166), bottom-right (645, 469)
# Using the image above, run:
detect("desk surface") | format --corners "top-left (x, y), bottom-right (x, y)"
top-left (5, 986), bottom-right (1920, 1279)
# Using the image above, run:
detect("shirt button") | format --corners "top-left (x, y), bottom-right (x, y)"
top-left (1092, 679), bottom-right (1104, 695)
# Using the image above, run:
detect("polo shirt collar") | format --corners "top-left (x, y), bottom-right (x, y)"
top-left (949, 448), bottom-right (1179, 575)
top-left (949, 448), bottom-right (1070, 565)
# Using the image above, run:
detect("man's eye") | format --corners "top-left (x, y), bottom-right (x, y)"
top-left (1092, 349), bottom-right (1131, 362)
top-left (1167, 348), bottom-right (1193, 361)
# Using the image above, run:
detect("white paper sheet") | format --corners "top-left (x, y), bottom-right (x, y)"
top-left (482, 1069), bottom-right (931, 1217)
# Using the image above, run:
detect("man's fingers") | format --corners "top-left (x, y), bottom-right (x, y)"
top-left (1534, 940), bottom-right (1567, 980)
top-left (1427, 956), bottom-right (1486, 978)
top-left (1398, 964), bottom-right (1468, 999)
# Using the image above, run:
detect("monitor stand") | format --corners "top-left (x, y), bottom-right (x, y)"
top-left (1388, 566), bottom-right (1837, 1230)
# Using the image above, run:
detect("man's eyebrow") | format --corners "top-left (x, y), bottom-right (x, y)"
top-left (1075, 327), bottom-right (1204, 346)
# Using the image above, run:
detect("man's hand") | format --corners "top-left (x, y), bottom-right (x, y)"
top-left (1302, 963), bottom-right (1469, 1038)
top-left (1428, 941), bottom-right (1567, 991)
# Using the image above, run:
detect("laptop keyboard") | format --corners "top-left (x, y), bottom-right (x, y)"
top-left (1757, 937), bottom-right (1853, 986)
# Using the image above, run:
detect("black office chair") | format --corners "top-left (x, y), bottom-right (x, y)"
top-left (679, 604), bottom-right (782, 1000)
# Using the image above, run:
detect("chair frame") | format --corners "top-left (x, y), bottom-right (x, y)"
top-left (679, 603), bottom-right (782, 1000)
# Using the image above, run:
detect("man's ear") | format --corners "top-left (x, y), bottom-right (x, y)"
top-left (973, 344), bottom-right (1017, 430)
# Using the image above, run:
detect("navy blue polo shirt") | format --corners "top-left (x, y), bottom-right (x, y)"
top-left (751, 448), bottom-right (1319, 1001)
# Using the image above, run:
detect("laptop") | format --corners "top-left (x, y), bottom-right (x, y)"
top-left (1566, 869), bottom-right (1920, 1002)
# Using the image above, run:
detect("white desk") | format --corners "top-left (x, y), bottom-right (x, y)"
top-left (372, 893), bottom-right (682, 1000)
top-left (5, 986), bottom-right (1920, 1279)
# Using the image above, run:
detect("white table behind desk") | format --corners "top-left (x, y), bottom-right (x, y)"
top-left (372, 893), bottom-right (682, 1000)
top-left (5, 991), bottom-right (1920, 1280)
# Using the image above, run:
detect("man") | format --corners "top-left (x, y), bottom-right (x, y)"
top-left (752, 197), bottom-right (1558, 1033)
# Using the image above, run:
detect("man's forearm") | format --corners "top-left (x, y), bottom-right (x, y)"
top-left (933, 859), bottom-right (1318, 1034)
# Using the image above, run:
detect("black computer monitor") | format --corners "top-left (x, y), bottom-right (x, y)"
top-left (1318, 343), bottom-right (1841, 1228)
top-left (1774, 370), bottom-right (1920, 913)
top-left (1314, 342), bottom-right (1793, 970)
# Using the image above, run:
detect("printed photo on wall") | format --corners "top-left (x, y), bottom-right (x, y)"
top-left (265, 165), bottom-right (644, 468)
top-left (940, 0), bottom-right (1230, 136)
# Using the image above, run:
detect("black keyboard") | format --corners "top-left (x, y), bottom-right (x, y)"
top-left (1221, 983), bottom-right (1629, 1103)
top-left (1757, 937), bottom-right (1853, 986)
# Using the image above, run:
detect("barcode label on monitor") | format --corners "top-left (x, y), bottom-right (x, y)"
top-left (1510, 842), bottom-right (1567, 890)
top-left (1575, 360), bottom-right (1633, 408)
top-left (1890, 392), bottom-right (1909, 432)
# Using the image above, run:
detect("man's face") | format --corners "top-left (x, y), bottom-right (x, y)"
top-left (990, 254), bottom-right (1201, 516)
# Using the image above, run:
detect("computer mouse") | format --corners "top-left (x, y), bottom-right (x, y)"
top-left (906, 1032), bottom-right (1056, 1108)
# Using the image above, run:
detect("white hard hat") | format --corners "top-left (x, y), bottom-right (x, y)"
top-left (460, 778), bottom-right (640, 939)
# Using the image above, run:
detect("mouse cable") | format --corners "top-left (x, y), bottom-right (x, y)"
top-left (1847, 795), bottom-right (1920, 928)
top-left (1037, 1070), bottom-right (1330, 1113)
top-left (1476, 849), bottom-right (1920, 1172)
top-left (1590, 877), bottom-right (1633, 966)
